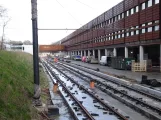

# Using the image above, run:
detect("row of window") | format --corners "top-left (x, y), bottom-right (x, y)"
top-left (141, 0), bottom-right (159, 10)
top-left (66, 20), bottom-right (159, 45)
top-left (141, 20), bottom-right (159, 33)
top-left (92, 21), bottom-right (159, 43)
top-left (67, 22), bottom-right (159, 44)
top-left (93, 0), bottom-right (159, 29)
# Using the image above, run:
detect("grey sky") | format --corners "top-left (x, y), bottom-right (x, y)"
top-left (1, 0), bottom-right (122, 45)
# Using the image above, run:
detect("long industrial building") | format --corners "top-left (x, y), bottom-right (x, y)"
top-left (60, 0), bottom-right (160, 66)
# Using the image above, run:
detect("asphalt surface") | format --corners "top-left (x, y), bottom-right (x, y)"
top-left (70, 60), bottom-right (161, 82)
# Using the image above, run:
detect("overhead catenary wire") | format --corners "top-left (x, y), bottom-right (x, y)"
top-left (38, 27), bottom-right (140, 31)
top-left (74, 0), bottom-right (95, 10)
top-left (55, 0), bottom-right (82, 26)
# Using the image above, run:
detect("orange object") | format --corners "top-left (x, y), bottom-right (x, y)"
top-left (53, 83), bottom-right (58, 93)
top-left (54, 58), bottom-right (58, 62)
top-left (39, 45), bottom-right (65, 52)
top-left (90, 80), bottom-right (95, 89)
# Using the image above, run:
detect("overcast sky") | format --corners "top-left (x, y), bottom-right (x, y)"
top-left (0, 0), bottom-right (122, 45)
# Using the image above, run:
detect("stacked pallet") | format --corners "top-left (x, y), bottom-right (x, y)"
top-left (132, 60), bottom-right (147, 72)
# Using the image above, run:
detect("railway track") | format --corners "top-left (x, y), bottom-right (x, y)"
top-left (67, 62), bottom-right (161, 102)
top-left (52, 61), bottom-right (161, 120)
top-left (43, 61), bottom-right (129, 120)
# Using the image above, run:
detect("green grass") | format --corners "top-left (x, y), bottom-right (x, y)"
top-left (0, 51), bottom-right (47, 120)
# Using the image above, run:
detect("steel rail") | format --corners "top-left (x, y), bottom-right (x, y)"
top-left (63, 62), bottom-right (161, 102)
top-left (57, 62), bottom-right (161, 119)
top-left (48, 62), bottom-right (128, 120)
top-left (44, 62), bottom-right (95, 120)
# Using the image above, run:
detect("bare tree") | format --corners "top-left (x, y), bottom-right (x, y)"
top-left (0, 6), bottom-right (7, 17)
top-left (0, 5), bottom-right (10, 50)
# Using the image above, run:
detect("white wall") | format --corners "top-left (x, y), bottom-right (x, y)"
top-left (22, 45), bottom-right (33, 55)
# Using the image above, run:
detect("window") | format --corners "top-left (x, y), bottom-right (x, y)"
top-left (136, 30), bottom-right (139, 35)
top-left (126, 32), bottom-right (129, 37)
top-left (115, 32), bottom-right (117, 39)
top-left (106, 35), bottom-right (108, 41)
top-left (115, 16), bottom-right (117, 21)
top-left (115, 35), bottom-right (117, 39)
top-left (122, 13), bottom-right (124, 18)
top-left (148, 0), bottom-right (152, 7)
top-left (154, 25), bottom-right (159, 31)
top-left (135, 6), bottom-right (139, 12)
top-left (126, 11), bottom-right (129, 16)
top-left (142, 24), bottom-right (146, 33)
top-left (109, 34), bottom-right (111, 40)
top-left (122, 33), bottom-right (124, 38)
top-left (110, 18), bottom-right (113, 23)
top-left (155, 0), bottom-right (159, 4)
top-left (142, 3), bottom-right (145, 10)
top-left (155, 20), bottom-right (159, 23)
top-left (118, 15), bottom-right (121, 20)
top-left (141, 29), bottom-right (145, 33)
top-left (111, 33), bottom-right (114, 40)
top-left (148, 27), bottom-right (152, 32)
top-left (131, 31), bottom-right (134, 36)
top-left (118, 34), bottom-right (121, 39)
top-left (136, 26), bottom-right (139, 35)
top-left (131, 8), bottom-right (134, 15)
top-left (107, 20), bottom-right (109, 25)
top-left (148, 22), bottom-right (152, 25)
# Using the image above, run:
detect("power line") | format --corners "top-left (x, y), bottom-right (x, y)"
top-left (55, 0), bottom-right (82, 26)
top-left (74, 0), bottom-right (95, 9)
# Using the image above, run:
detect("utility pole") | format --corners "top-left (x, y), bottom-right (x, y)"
top-left (1, 24), bottom-right (5, 50)
top-left (31, 0), bottom-right (41, 106)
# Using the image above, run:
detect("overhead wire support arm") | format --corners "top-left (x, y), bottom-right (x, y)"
top-left (38, 27), bottom-right (140, 31)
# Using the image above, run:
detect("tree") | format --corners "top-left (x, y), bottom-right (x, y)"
top-left (10, 40), bottom-right (23, 45)
top-left (23, 40), bottom-right (32, 45)
top-left (0, 6), bottom-right (7, 17)
top-left (0, 5), bottom-right (10, 50)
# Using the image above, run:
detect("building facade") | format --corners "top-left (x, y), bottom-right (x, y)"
top-left (60, 0), bottom-right (160, 66)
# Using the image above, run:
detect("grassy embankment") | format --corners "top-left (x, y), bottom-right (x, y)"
top-left (0, 51), bottom-right (48, 120)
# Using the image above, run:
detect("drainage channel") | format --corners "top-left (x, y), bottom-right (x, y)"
top-left (45, 61), bottom-right (129, 120)
top-left (55, 62), bottom-right (161, 120)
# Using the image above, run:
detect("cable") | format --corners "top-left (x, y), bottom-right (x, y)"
top-left (74, 0), bottom-right (95, 9)
top-left (55, 0), bottom-right (82, 26)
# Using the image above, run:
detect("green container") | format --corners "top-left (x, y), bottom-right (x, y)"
top-left (111, 57), bottom-right (117, 69)
top-left (112, 57), bottom-right (134, 70)
top-left (117, 57), bottom-right (125, 70)
top-left (125, 58), bottom-right (135, 70)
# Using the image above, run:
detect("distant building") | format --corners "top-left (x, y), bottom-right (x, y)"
top-left (9, 44), bottom-right (33, 55)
